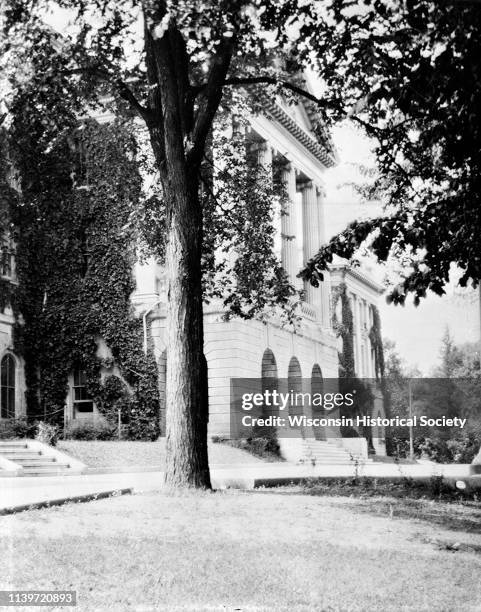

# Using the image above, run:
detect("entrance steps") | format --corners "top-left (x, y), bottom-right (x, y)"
top-left (0, 440), bottom-right (86, 477)
top-left (278, 435), bottom-right (371, 465)
top-left (301, 438), bottom-right (372, 465)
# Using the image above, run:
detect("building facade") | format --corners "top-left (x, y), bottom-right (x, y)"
top-left (0, 95), bottom-right (386, 456)
top-left (131, 98), bottom-right (386, 455)
top-left (330, 263), bottom-right (387, 455)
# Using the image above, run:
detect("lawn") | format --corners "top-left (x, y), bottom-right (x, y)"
top-left (57, 439), bottom-right (267, 468)
top-left (1, 487), bottom-right (480, 611)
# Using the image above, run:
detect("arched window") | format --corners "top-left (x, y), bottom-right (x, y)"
top-left (288, 357), bottom-right (303, 423)
top-left (1, 354), bottom-right (16, 418)
top-left (261, 349), bottom-right (278, 418)
top-left (311, 364), bottom-right (324, 440)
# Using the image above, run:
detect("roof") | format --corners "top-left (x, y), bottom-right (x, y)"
top-left (261, 95), bottom-right (338, 169)
top-left (329, 262), bottom-right (385, 295)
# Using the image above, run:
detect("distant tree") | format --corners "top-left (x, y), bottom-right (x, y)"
top-left (433, 328), bottom-right (463, 378)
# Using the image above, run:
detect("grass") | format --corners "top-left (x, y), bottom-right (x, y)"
top-left (57, 439), bottom-right (266, 468)
top-left (298, 476), bottom-right (481, 502)
top-left (1, 486), bottom-right (481, 611)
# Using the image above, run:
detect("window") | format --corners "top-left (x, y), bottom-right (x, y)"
top-left (1, 244), bottom-right (14, 279)
top-left (72, 369), bottom-right (94, 416)
top-left (1, 354), bottom-right (15, 419)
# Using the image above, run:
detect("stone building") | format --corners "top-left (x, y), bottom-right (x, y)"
top-left (0, 94), bottom-right (386, 458)
top-left (132, 98), bottom-right (387, 460)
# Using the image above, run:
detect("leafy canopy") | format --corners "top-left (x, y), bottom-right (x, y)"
top-left (299, 0), bottom-right (481, 305)
top-left (2, 0), bottom-right (339, 320)
top-left (5, 0), bottom-right (479, 310)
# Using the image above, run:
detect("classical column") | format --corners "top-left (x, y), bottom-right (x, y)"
top-left (254, 142), bottom-right (283, 260)
top-left (316, 186), bottom-right (332, 327)
top-left (301, 180), bottom-right (322, 311)
top-left (280, 162), bottom-right (300, 287)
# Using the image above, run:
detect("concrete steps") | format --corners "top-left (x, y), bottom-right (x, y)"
top-left (0, 440), bottom-right (86, 477)
top-left (300, 440), bottom-right (360, 465)
top-left (278, 435), bottom-right (371, 465)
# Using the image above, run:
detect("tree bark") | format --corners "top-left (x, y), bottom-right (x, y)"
top-left (138, 10), bottom-right (234, 488)
top-left (163, 171), bottom-right (211, 488)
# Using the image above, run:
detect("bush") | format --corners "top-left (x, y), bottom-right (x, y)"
top-left (35, 421), bottom-right (60, 446)
top-left (225, 427), bottom-right (282, 460)
top-left (65, 420), bottom-right (116, 441)
top-left (416, 436), bottom-right (452, 463)
top-left (95, 375), bottom-right (161, 442)
top-left (246, 435), bottom-right (280, 457)
top-left (127, 415), bottom-right (160, 441)
top-left (446, 432), bottom-right (481, 464)
top-left (211, 435), bottom-right (229, 444)
top-left (0, 417), bottom-right (36, 439)
top-left (97, 375), bottom-right (130, 423)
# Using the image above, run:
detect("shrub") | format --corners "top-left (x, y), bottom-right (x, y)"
top-left (35, 421), bottom-right (60, 446)
top-left (96, 375), bottom-right (130, 423)
top-left (446, 433), bottom-right (481, 464)
top-left (65, 420), bottom-right (116, 441)
top-left (246, 435), bottom-right (280, 457)
top-left (95, 374), bottom-right (161, 442)
top-left (127, 414), bottom-right (160, 441)
top-left (225, 427), bottom-right (282, 460)
top-left (0, 417), bottom-right (36, 439)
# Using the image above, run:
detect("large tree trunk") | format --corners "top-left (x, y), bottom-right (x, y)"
top-left (163, 172), bottom-right (211, 488)
top-left (140, 10), bottom-right (232, 489)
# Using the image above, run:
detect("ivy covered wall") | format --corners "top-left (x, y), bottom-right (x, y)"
top-left (8, 116), bottom-right (160, 439)
top-left (331, 282), bottom-right (384, 440)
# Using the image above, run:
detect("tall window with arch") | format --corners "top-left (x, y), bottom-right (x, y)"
top-left (1, 354), bottom-right (16, 419)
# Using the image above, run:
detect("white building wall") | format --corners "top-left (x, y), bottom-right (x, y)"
top-left (148, 302), bottom-right (339, 439)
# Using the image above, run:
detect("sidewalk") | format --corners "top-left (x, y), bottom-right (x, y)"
top-left (1, 461), bottom-right (481, 514)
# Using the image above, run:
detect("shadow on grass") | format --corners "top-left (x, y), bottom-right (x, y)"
top-left (245, 477), bottom-right (481, 534)
top-left (335, 496), bottom-right (481, 534)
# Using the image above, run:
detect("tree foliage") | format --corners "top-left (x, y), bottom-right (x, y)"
top-left (299, 0), bottom-right (481, 305)
top-left (383, 335), bottom-right (481, 460)
top-left (132, 106), bottom-right (298, 321)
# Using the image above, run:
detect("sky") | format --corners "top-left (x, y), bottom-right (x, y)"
top-left (324, 122), bottom-right (481, 374)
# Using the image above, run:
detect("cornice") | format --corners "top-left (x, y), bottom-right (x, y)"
top-left (329, 263), bottom-right (384, 295)
top-left (261, 96), bottom-right (337, 169)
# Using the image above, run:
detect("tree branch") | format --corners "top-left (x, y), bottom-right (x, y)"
top-left (116, 80), bottom-right (152, 123)
top-left (62, 61), bottom-right (153, 125)
top-left (195, 75), bottom-right (381, 137)
top-left (188, 37), bottom-right (234, 167)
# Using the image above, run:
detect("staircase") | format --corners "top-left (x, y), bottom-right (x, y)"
top-left (278, 434), bottom-right (371, 465)
top-left (300, 438), bottom-right (371, 465)
top-left (0, 440), bottom-right (86, 476)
